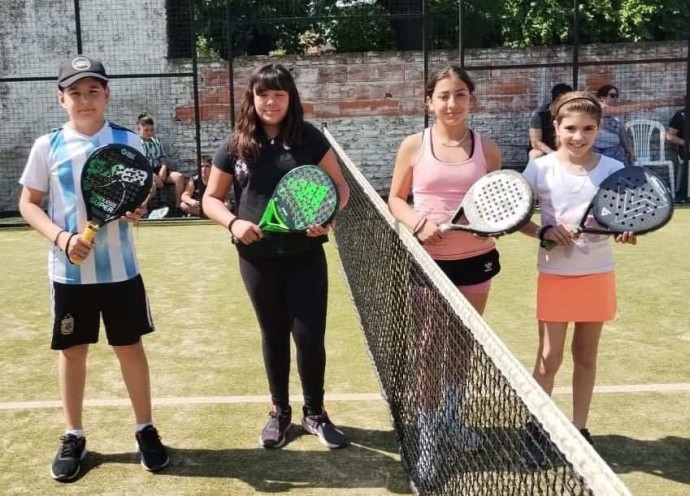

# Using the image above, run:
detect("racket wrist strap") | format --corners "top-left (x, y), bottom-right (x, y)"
top-left (65, 233), bottom-right (77, 264)
top-left (538, 224), bottom-right (554, 246)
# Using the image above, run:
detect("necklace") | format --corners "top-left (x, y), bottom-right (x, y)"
top-left (439, 128), bottom-right (470, 147)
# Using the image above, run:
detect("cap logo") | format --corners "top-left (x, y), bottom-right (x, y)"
top-left (72, 57), bottom-right (91, 71)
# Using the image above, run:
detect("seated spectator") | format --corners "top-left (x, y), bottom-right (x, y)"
top-left (528, 83), bottom-right (572, 160)
top-left (592, 85), bottom-right (651, 166)
top-left (666, 95), bottom-right (689, 200)
top-left (180, 155), bottom-right (233, 217)
top-left (137, 114), bottom-right (185, 215)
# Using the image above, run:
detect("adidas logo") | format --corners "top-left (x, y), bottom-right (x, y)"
top-left (484, 261), bottom-right (493, 272)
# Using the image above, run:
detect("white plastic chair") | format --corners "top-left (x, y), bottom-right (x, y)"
top-left (624, 119), bottom-right (675, 198)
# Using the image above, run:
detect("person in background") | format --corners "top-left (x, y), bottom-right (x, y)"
top-left (528, 83), bottom-right (573, 160)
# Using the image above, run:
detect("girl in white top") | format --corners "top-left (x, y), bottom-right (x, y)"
top-left (521, 91), bottom-right (637, 446)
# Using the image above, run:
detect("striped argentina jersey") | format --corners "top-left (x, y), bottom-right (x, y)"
top-left (20, 121), bottom-right (144, 285)
top-left (140, 136), bottom-right (166, 171)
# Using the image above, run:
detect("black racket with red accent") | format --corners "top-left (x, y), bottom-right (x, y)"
top-left (81, 144), bottom-right (153, 243)
top-left (542, 167), bottom-right (673, 250)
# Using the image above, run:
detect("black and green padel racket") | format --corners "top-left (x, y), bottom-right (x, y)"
top-left (81, 143), bottom-right (153, 243)
top-left (258, 165), bottom-right (339, 233)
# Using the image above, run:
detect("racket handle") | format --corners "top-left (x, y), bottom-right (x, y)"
top-left (541, 239), bottom-right (558, 251)
top-left (82, 223), bottom-right (99, 243)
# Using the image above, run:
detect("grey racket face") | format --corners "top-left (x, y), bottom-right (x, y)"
top-left (589, 167), bottom-right (673, 234)
top-left (446, 169), bottom-right (535, 235)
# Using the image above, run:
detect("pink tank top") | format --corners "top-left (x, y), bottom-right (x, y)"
top-left (412, 128), bottom-right (495, 260)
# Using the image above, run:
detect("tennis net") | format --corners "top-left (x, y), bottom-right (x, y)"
top-left (324, 127), bottom-right (632, 496)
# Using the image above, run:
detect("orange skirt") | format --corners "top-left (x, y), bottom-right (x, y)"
top-left (537, 271), bottom-right (616, 322)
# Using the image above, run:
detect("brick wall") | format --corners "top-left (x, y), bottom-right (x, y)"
top-left (171, 42), bottom-right (686, 192)
top-left (0, 0), bottom-right (686, 214)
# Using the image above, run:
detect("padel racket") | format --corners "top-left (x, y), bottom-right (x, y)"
top-left (439, 169), bottom-right (535, 236)
top-left (542, 166), bottom-right (673, 250)
top-left (147, 206), bottom-right (169, 220)
top-left (81, 144), bottom-right (153, 243)
top-left (258, 165), bottom-right (339, 233)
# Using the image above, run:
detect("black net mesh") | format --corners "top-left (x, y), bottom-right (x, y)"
top-left (325, 127), bottom-right (632, 496)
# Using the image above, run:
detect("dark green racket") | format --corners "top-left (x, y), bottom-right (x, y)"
top-left (258, 165), bottom-right (339, 233)
top-left (81, 144), bottom-right (153, 243)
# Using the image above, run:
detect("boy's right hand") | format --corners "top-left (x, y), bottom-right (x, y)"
top-left (64, 234), bottom-right (94, 264)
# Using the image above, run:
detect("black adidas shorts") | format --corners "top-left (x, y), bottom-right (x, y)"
top-left (50, 275), bottom-right (154, 350)
top-left (435, 249), bottom-right (501, 286)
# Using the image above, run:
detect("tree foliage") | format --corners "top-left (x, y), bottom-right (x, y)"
top-left (192, 0), bottom-right (690, 58)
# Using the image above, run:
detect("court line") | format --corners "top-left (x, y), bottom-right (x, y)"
top-left (1, 383), bottom-right (690, 411)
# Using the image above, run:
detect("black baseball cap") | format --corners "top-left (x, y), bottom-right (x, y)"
top-left (58, 56), bottom-right (108, 89)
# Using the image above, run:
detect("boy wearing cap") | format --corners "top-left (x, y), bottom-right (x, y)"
top-left (18, 55), bottom-right (169, 482)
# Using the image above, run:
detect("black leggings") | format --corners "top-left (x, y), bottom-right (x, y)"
top-left (239, 246), bottom-right (328, 413)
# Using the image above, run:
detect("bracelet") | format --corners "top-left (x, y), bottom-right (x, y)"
top-left (413, 217), bottom-right (428, 237)
top-left (53, 229), bottom-right (66, 248)
top-left (65, 233), bottom-right (77, 264)
top-left (412, 216), bottom-right (426, 232)
top-left (227, 217), bottom-right (239, 234)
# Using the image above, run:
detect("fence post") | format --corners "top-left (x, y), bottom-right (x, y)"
top-left (190, 0), bottom-right (202, 177)
top-left (73, 0), bottom-right (82, 54)
top-left (677, 33), bottom-right (690, 201)
top-left (572, 0), bottom-right (580, 88)
top-left (458, 0), bottom-right (464, 68)
top-left (423, 0), bottom-right (429, 128)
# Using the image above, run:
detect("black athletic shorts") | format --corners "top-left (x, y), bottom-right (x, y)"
top-left (50, 274), bottom-right (154, 350)
top-left (435, 249), bottom-right (501, 286)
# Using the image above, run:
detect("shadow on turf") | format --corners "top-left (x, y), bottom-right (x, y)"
top-left (76, 426), bottom-right (412, 493)
top-left (596, 434), bottom-right (690, 485)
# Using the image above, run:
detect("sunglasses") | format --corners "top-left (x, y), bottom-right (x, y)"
top-left (607, 92), bottom-right (619, 98)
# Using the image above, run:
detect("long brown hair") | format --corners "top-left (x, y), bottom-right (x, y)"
top-left (231, 63), bottom-right (304, 164)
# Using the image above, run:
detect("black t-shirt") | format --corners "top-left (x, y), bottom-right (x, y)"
top-left (213, 121), bottom-right (331, 258)
top-left (669, 110), bottom-right (688, 160)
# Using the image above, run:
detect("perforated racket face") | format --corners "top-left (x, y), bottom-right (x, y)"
top-left (591, 167), bottom-right (673, 234)
top-left (451, 170), bottom-right (535, 235)
top-left (81, 144), bottom-right (153, 226)
top-left (268, 165), bottom-right (339, 231)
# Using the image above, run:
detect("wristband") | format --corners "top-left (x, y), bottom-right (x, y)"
top-left (53, 229), bottom-right (66, 248)
top-left (227, 217), bottom-right (239, 234)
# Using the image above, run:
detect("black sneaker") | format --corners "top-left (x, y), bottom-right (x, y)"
top-left (579, 428), bottom-right (594, 446)
top-left (51, 434), bottom-right (87, 482)
top-left (522, 421), bottom-right (550, 468)
top-left (260, 405), bottom-right (292, 449)
top-left (135, 425), bottom-right (169, 472)
top-left (301, 407), bottom-right (347, 449)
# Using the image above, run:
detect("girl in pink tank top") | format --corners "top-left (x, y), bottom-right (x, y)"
top-left (388, 66), bottom-right (503, 485)
top-left (389, 65), bottom-right (502, 311)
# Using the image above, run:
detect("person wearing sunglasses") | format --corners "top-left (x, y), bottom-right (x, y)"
top-left (593, 85), bottom-right (652, 165)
